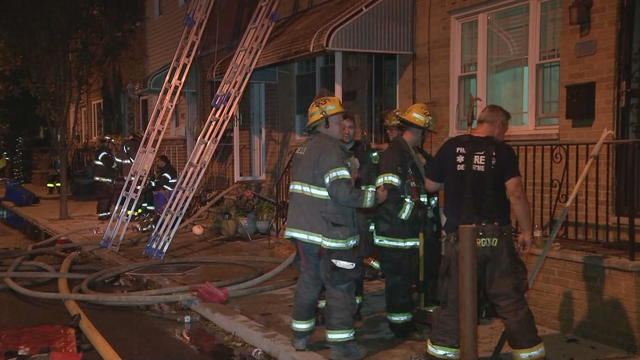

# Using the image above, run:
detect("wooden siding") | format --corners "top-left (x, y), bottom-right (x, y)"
top-left (144, 0), bottom-right (186, 74)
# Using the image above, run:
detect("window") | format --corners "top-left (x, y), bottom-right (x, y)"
top-left (341, 52), bottom-right (398, 143)
top-left (450, 0), bottom-right (560, 135)
top-left (294, 55), bottom-right (335, 135)
top-left (91, 100), bottom-right (102, 137)
top-left (154, 0), bottom-right (162, 17)
top-left (234, 82), bottom-right (266, 180)
top-left (139, 97), bottom-right (150, 132)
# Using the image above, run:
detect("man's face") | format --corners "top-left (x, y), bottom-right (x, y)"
top-left (404, 126), bottom-right (423, 147)
top-left (341, 118), bottom-right (355, 143)
top-left (386, 126), bottom-right (400, 141)
top-left (324, 114), bottom-right (344, 139)
top-left (155, 158), bottom-right (166, 168)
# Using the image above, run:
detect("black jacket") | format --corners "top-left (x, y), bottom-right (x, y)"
top-left (154, 163), bottom-right (177, 191)
top-left (374, 137), bottom-right (437, 248)
top-left (285, 132), bottom-right (376, 250)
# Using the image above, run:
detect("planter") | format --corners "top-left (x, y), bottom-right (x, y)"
top-left (236, 214), bottom-right (257, 236)
top-left (220, 219), bottom-right (237, 237)
top-left (256, 220), bottom-right (271, 235)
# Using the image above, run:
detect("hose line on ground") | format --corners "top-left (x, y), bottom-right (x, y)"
top-left (58, 252), bottom-right (122, 360)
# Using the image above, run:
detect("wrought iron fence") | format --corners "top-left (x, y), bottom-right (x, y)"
top-left (511, 139), bottom-right (639, 260)
top-left (274, 150), bottom-right (295, 236)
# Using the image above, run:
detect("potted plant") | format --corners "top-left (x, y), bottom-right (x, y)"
top-left (218, 198), bottom-right (238, 237)
top-left (255, 200), bottom-right (275, 235)
top-left (235, 189), bottom-right (257, 236)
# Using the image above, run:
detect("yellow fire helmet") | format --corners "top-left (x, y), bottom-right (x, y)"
top-left (398, 103), bottom-right (434, 131)
top-left (306, 96), bottom-right (346, 130)
top-left (383, 108), bottom-right (402, 127)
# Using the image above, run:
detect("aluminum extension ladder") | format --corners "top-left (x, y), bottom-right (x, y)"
top-left (100, 0), bottom-right (214, 251)
top-left (144, 0), bottom-right (280, 258)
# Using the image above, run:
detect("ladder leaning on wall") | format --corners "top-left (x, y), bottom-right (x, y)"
top-left (100, 0), bottom-right (215, 251)
top-left (144, 0), bottom-right (280, 258)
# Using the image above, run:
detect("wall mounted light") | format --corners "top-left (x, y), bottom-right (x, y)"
top-left (569, 0), bottom-right (593, 36)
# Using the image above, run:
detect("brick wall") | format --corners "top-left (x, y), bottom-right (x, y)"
top-left (409, 0), bottom-right (619, 152)
top-left (558, 0), bottom-right (618, 142)
top-left (525, 251), bottom-right (640, 353)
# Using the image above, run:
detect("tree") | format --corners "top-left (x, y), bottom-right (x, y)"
top-left (0, 0), bottom-right (143, 219)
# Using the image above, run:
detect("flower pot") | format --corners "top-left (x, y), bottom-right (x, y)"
top-left (256, 220), bottom-right (271, 235)
top-left (236, 215), bottom-right (257, 236)
top-left (220, 219), bottom-right (237, 237)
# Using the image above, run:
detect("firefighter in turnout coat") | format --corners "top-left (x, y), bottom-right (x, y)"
top-left (93, 137), bottom-right (117, 220)
top-left (423, 105), bottom-right (545, 360)
top-left (374, 103), bottom-right (439, 339)
top-left (285, 96), bottom-right (386, 360)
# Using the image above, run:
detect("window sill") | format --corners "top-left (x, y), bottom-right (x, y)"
top-left (450, 127), bottom-right (560, 142)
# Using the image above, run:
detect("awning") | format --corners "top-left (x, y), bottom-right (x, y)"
top-left (210, 0), bottom-right (413, 79)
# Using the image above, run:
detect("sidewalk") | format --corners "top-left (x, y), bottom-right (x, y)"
top-left (1, 183), bottom-right (637, 360)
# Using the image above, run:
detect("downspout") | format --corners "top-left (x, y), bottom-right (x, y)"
top-left (412, 0), bottom-right (417, 103)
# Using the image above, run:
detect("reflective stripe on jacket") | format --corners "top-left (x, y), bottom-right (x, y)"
top-left (285, 132), bottom-right (376, 249)
top-left (374, 137), bottom-right (435, 248)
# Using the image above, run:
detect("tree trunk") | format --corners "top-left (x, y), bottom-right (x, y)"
top-left (59, 148), bottom-right (70, 220)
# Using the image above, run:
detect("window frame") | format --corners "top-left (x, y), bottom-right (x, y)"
top-left (80, 107), bottom-right (87, 141)
top-left (234, 82), bottom-right (267, 181)
top-left (90, 100), bottom-right (103, 137)
top-left (449, 0), bottom-right (560, 137)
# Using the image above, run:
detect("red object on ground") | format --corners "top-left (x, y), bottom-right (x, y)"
top-left (0, 324), bottom-right (80, 356)
top-left (50, 352), bottom-right (83, 360)
top-left (54, 238), bottom-right (73, 248)
top-left (192, 282), bottom-right (229, 303)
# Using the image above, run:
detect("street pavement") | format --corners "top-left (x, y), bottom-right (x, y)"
top-left (0, 182), bottom-right (637, 360)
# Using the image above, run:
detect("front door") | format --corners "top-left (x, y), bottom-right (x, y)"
top-left (616, 0), bottom-right (640, 217)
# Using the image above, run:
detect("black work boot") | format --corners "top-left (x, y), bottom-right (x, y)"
top-left (391, 323), bottom-right (428, 341)
top-left (291, 333), bottom-right (309, 351)
top-left (329, 341), bottom-right (366, 360)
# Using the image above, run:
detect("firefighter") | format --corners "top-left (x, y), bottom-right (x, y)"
top-left (114, 132), bottom-right (141, 167)
top-left (341, 114), bottom-right (382, 311)
top-left (285, 96), bottom-right (386, 360)
top-left (373, 103), bottom-right (438, 339)
top-left (93, 137), bottom-right (117, 220)
top-left (372, 108), bottom-right (403, 152)
top-left (136, 155), bottom-right (177, 233)
top-left (317, 113), bottom-right (379, 325)
top-left (423, 105), bottom-right (545, 359)
top-left (152, 155), bottom-right (177, 192)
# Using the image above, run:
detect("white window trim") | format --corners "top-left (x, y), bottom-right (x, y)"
top-left (79, 107), bottom-right (87, 141)
top-left (449, 0), bottom-right (560, 138)
top-left (154, 0), bottom-right (162, 17)
top-left (234, 82), bottom-right (266, 181)
top-left (91, 100), bottom-right (103, 137)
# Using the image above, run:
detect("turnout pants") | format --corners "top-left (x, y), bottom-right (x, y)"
top-left (378, 246), bottom-right (418, 335)
top-left (291, 240), bottom-right (361, 343)
top-left (427, 225), bottom-right (545, 360)
top-left (95, 182), bottom-right (113, 217)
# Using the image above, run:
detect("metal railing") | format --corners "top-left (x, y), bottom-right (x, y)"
top-left (270, 139), bottom-right (639, 260)
top-left (274, 150), bottom-right (295, 236)
top-left (511, 139), bottom-right (639, 260)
